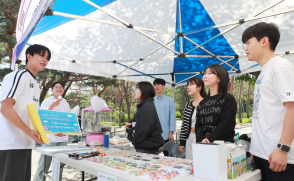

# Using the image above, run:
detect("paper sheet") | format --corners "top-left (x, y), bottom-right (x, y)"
top-left (38, 110), bottom-right (82, 136)
top-left (26, 103), bottom-right (50, 145)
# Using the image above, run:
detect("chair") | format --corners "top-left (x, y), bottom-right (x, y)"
top-left (162, 140), bottom-right (185, 158)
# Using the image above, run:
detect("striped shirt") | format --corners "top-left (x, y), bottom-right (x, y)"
top-left (0, 68), bottom-right (40, 150)
top-left (180, 101), bottom-right (197, 146)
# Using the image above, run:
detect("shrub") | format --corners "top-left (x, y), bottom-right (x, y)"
top-left (236, 118), bottom-right (252, 123)
top-left (176, 111), bottom-right (182, 120)
top-left (242, 118), bottom-right (252, 123)
top-left (101, 122), bottom-right (118, 126)
top-left (242, 112), bottom-right (248, 118)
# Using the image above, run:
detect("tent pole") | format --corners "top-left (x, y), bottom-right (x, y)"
top-left (82, 0), bottom-right (180, 55)
top-left (178, 0), bottom-right (183, 53)
top-left (49, 0), bottom-right (56, 8)
top-left (175, 56), bottom-right (237, 85)
top-left (171, 73), bottom-right (176, 134)
top-left (116, 37), bottom-right (178, 76)
top-left (184, 0), bottom-right (286, 55)
top-left (183, 36), bottom-right (238, 71)
top-left (50, 52), bottom-right (113, 77)
top-left (184, 0), bottom-right (286, 36)
top-left (171, 73), bottom-right (175, 100)
top-left (176, 73), bottom-right (201, 86)
top-left (52, 12), bottom-right (176, 35)
top-left (172, 87), bottom-right (175, 101)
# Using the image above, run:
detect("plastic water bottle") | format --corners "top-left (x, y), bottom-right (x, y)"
top-left (103, 134), bottom-right (109, 148)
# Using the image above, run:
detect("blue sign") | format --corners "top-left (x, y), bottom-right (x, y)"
top-left (38, 110), bottom-right (82, 135)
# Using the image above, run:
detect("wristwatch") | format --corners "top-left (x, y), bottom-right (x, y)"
top-left (277, 144), bottom-right (290, 152)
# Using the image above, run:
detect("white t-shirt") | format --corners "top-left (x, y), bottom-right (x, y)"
top-left (0, 69), bottom-right (40, 150)
top-left (250, 56), bottom-right (294, 164)
top-left (40, 96), bottom-right (70, 143)
top-left (191, 110), bottom-right (196, 128)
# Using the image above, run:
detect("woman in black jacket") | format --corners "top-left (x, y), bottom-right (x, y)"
top-left (195, 64), bottom-right (237, 143)
top-left (125, 81), bottom-right (164, 154)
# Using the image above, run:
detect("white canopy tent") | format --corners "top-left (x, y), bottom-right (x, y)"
top-left (13, 0), bottom-right (294, 87)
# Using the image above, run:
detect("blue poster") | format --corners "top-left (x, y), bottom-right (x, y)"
top-left (38, 110), bottom-right (82, 135)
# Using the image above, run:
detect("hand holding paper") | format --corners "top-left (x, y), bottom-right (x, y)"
top-left (54, 132), bottom-right (67, 137)
top-left (27, 129), bottom-right (44, 145)
top-left (26, 103), bottom-right (50, 145)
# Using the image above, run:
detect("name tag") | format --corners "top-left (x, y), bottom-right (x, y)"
top-left (132, 122), bottom-right (136, 128)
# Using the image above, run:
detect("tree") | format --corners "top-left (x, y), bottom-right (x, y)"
top-left (230, 76), bottom-right (234, 94)
top-left (36, 69), bottom-right (88, 103)
top-left (65, 91), bottom-right (91, 109)
top-left (122, 80), bottom-right (134, 123)
top-left (179, 86), bottom-right (187, 106)
top-left (234, 74), bottom-right (257, 122)
top-left (0, 0), bottom-right (20, 63)
top-left (245, 76), bottom-right (256, 118)
top-left (78, 75), bottom-right (120, 97)
top-left (0, 67), bottom-right (12, 83)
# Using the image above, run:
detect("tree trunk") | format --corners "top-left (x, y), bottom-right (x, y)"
top-left (63, 81), bottom-right (73, 97)
top-left (228, 80), bottom-right (231, 94)
top-left (118, 100), bottom-right (122, 127)
top-left (39, 79), bottom-right (54, 103)
top-left (98, 86), bottom-right (108, 97)
top-left (182, 86), bottom-right (190, 102)
top-left (230, 76), bottom-right (234, 94)
top-left (238, 81), bottom-right (243, 123)
top-left (123, 81), bottom-right (131, 122)
top-left (179, 86), bottom-right (187, 106)
top-left (115, 90), bottom-right (118, 108)
top-left (246, 85), bottom-right (251, 118)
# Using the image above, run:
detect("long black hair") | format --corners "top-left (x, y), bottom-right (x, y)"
top-left (187, 77), bottom-right (207, 98)
top-left (136, 81), bottom-right (155, 102)
top-left (202, 64), bottom-right (229, 104)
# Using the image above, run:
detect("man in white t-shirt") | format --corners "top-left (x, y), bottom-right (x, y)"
top-left (242, 22), bottom-right (294, 180)
top-left (0, 44), bottom-right (51, 181)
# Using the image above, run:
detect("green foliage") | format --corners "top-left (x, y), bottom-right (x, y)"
top-left (101, 122), bottom-right (118, 126)
top-left (176, 111), bottom-right (182, 120)
top-left (242, 112), bottom-right (248, 118)
top-left (0, 68), bottom-right (12, 83)
top-left (81, 75), bottom-right (121, 91)
top-left (0, 0), bottom-right (20, 63)
top-left (236, 112), bottom-right (252, 121)
top-left (44, 92), bottom-right (52, 100)
top-left (239, 118), bottom-right (252, 123)
top-left (112, 110), bottom-right (132, 125)
top-left (234, 74), bottom-right (257, 86)
top-left (65, 91), bottom-right (91, 109)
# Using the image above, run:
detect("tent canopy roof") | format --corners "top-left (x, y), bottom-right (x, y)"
top-left (14, 0), bottom-right (294, 86)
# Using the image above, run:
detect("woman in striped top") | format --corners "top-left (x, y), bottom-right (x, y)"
top-left (179, 77), bottom-right (207, 160)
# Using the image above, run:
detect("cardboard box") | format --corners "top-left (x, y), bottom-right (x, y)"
top-left (193, 143), bottom-right (227, 181)
top-left (227, 145), bottom-right (247, 179)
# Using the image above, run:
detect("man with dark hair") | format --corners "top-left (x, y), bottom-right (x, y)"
top-left (242, 22), bottom-right (294, 180)
top-left (153, 78), bottom-right (176, 145)
top-left (25, 44), bottom-right (51, 65)
top-left (51, 81), bottom-right (64, 89)
top-left (0, 44), bottom-right (51, 181)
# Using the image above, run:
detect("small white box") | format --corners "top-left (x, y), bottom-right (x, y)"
top-left (193, 143), bottom-right (227, 181)
top-left (78, 142), bottom-right (84, 148)
top-left (227, 145), bottom-right (247, 179)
